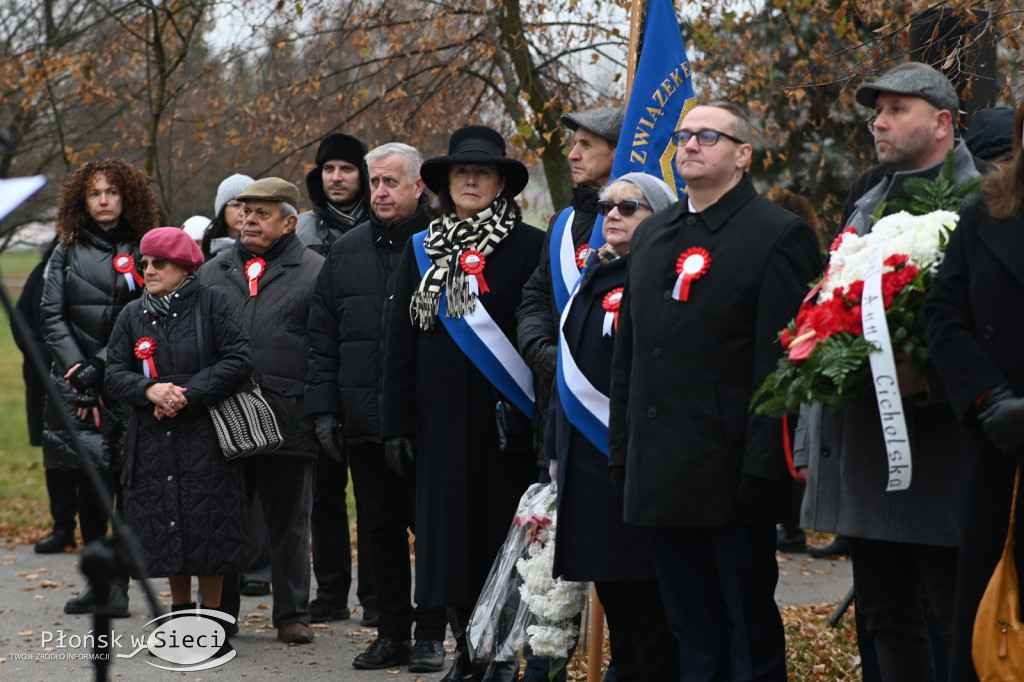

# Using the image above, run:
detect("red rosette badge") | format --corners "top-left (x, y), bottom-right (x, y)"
top-left (245, 257), bottom-right (266, 297)
top-left (575, 243), bottom-right (589, 270)
top-left (602, 287), bottom-right (623, 336)
top-left (134, 337), bottom-right (158, 378)
top-left (672, 247), bottom-right (711, 302)
top-left (113, 253), bottom-right (145, 291)
top-left (459, 250), bottom-right (490, 295)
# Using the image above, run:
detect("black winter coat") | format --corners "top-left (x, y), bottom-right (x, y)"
top-left (306, 201), bottom-right (430, 443)
top-left (106, 279), bottom-right (253, 577)
top-left (197, 232), bottom-right (323, 458)
top-left (380, 220), bottom-right (544, 608)
top-left (516, 186), bottom-right (599, 461)
top-left (547, 255), bottom-right (657, 582)
top-left (40, 223), bottom-right (143, 470)
top-left (609, 176), bottom-right (822, 527)
top-left (924, 200), bottom-right (1024, 682)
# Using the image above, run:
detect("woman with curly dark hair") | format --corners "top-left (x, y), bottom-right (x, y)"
top-left (38, 158), bottom-right (158, 619)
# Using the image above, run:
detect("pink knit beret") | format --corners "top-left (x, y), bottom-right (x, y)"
top-left (140, 227), bottom-right (205, 273)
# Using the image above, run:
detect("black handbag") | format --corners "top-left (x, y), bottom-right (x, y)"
top-left (194, 290), bottom-right (283, 460)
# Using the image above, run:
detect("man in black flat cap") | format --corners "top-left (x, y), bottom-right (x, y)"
top-left (296, 133), bottom-right (371, 255)
top-left (795, 62), bottom-right (989, 680)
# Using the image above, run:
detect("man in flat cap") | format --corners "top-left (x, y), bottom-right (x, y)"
top-left (516, 106), bottom-right (623, 475)
top-left (794, 62), bottom-right (989, 680)
top-left (198, 177), bottom-right (324, 645)
top-left (296, 133), bottom-right (371, 255)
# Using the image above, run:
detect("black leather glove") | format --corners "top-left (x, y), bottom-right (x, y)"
top-left (72, 387), bottom-right (99, 408)
top-left (384, 437), bottom-right (416, 477)
top-left (315, 414), bottom-right (345, 461)
top-left (734, 474), bottom-right (785, 524)
top-left (978, 386), bottom-right (1024, 457)
top-left (609, 465), bottom-right (626, 497)
top-left (524, 339), bottom-right (557, 385)
top-left (67, 360), bottom-right (103, 392)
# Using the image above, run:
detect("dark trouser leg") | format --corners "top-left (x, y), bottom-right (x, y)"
top-left (651, 525), bottom-right (786, 682)
top-left (348, 442), bottom-right (414, 639)
top-left (311, 449), bottom-right (352, 607)
top-left (250, 455), bottom-right (313, 628)
top-left (596, 580), bottom-right (679, 681)
top-left (76, 468), bottom-right (113, 544)
top-left (46, 468), bottom-right (78, 535)
top-left (241, 491), bottom-right (272, 585)
top-left (849, 537), bottom-right (958, 682)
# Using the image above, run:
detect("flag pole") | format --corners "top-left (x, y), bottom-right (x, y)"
top-left (587, 6), bottom-right (648, 677)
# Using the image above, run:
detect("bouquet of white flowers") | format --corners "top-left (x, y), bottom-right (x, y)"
top-left (466, 482), bottom-right (587, 675)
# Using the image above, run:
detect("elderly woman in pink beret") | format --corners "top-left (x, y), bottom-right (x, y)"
top-left (105, 227), bottom-right (253, 650)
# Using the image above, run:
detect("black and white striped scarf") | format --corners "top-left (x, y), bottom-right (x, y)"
top-left (411, 197), bottom-right (516, 330)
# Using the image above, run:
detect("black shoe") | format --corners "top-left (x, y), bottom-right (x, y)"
top-left (807, 535), bottom-right (851, 558)
top-left (776, 526), bottom-right (807, 553)
top-left (360, 605), bottom-right (380, 627)
top-left (199, 603), bottom-right (239, 637)
top-left (98, 580), bottom-right (131, 618)
top-left (408, 639), bottom-right (445, 672)
top-left (309, 597), bottom-right (351, 623)
top-left (352, 636), bottom-right (412, 670)
top-left (64, 586), bottom-right (98, 614)
top-left (35, 531), bottom-right (75, 554)
top-left (239, 580), bottom-right (270, 596)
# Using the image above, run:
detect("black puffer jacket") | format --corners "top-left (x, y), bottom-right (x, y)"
top-left (306, 200), bottom-right (430, 443)
top-left (105, 280), bottom-right (253, 577)
top-left (39, 223), bottom-right (143, 470)
top-left (198, 232), bottom-right (323, 458)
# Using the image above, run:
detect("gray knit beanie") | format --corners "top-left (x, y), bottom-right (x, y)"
top-left (607, 172), bottom-right (679, 214)
top-left (214, 173), bottom-right (255, 217)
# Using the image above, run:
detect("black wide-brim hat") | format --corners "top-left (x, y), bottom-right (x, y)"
top-left (420, 125), bottom-right (529, 198)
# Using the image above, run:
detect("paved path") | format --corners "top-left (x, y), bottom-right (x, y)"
top-left (0, 543), bottom-right (850, 681)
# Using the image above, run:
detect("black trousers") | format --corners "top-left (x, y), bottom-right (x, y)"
top-left (650, 525), bottom-right (786, 682)
top-left (347, 442), bottom-right (445, 641)
top-left (848, 537), bottom-right (957, 682)
top-left (47, 467), bottom-right (118, 544)
top-left (594, 580), bottom-right (678, 681)
top-left (311, 449), bottom-right (374, 608)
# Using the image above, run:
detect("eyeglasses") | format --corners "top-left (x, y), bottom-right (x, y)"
top-left (597, 199), bottom-right (653, 216)
top-left (671, 129), bottom-right (747, 147)
top-left (139, 258), bottom-right (169, 271)
top-left (226, 201), bottom-right (244, 209)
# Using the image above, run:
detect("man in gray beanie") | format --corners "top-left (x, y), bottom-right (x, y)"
top-left (296, 133), bottom-right (371, 255)
top-left (793, 61), bottom-right (990, 680)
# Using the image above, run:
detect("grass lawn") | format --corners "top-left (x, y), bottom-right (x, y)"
top-left (0, 249), bottom-right (51, 541)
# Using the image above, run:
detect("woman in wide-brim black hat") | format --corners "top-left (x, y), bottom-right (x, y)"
top-left (380, 125), bottom-right (544, 681)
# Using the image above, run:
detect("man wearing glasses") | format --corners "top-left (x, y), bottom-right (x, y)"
top-left (609, 101), bottom-right (821, 680)
top-left (794, 62), bottom-right (988, 680)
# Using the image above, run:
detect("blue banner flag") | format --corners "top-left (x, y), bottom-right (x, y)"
top-left (584, 0), bottom-right (696, 261)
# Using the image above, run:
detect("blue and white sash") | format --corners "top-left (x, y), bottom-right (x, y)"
top-left (555, 286), bottom-right (610, 456)
top-left (550, 208), bottom-right (582, 315)
top-left (412, 233), bottom-right (535, 417)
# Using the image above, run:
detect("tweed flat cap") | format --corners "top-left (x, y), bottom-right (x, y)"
top-left (855, 62), bottom-right (958, 117)
top-left (561, 107), bottom-right (625, 145)
top-left (235, 177), bottom-right (301, 207)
